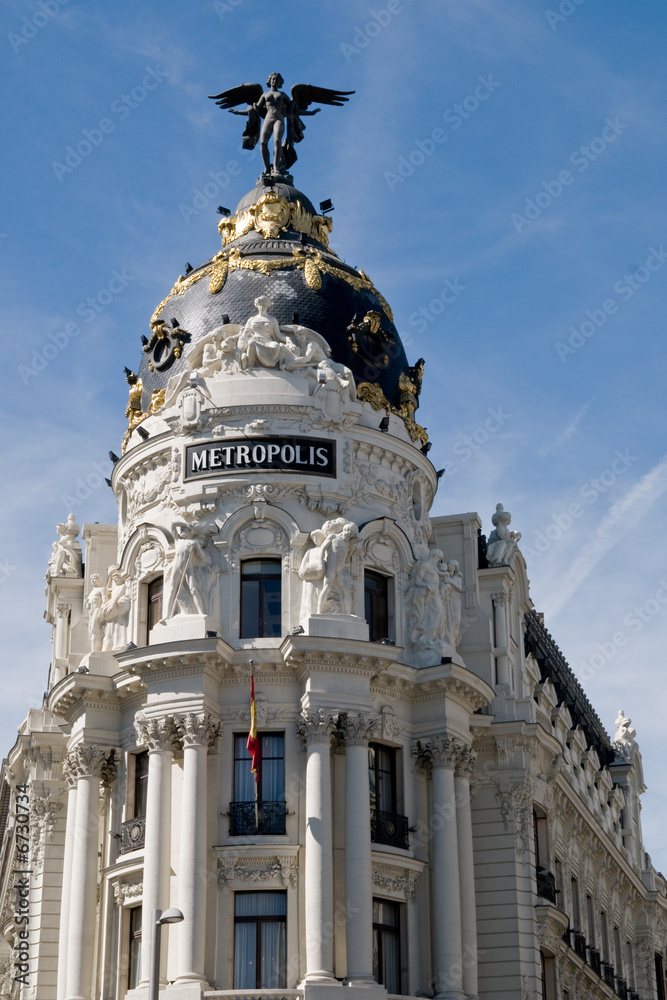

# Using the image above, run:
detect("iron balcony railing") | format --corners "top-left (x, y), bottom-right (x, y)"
top-left (120, 815), bottom-right (146, 854)
top-left (370, 808), bottom-right (409, 850)
top-left (229, 800), bottom-right (287, 836)
top-left (535, 866), bottom-right (557, 904)
top-left (602, 963), bottom-right (616, 988)
top-left (588, 948), bottom-right (602, 975)
top-left (573, 932), bottom-right (587, 960)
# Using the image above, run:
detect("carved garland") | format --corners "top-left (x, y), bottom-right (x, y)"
top-left (217, 856), bottom-right (298, 891)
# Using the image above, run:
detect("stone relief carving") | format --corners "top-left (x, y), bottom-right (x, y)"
top-left (296, 709), bottom-right (337, 745)
top-left (176, 713), bottom-right (220, 749)
top-left (46, 513), bottom-right (82, 579)
top-left (28, 790), bottom-right (63, 872)
top-left (407, 546), bottom-right (463, 664)
top-left (298, 518), bottom-right (359, 616)
top-left (486, 503), bottom-right (521, 567)
top-left (100, 566), bottom-right (131, 651)
top-left (371, 863), bottom-right (420, 900)
top-left (62, 745), bottom-right (120, 787)
top-left (164, 520), bottom-right (218, 619)
top-left (113, 873), bottom-right (143, 906)
top-left (134, 715), bottom-right (180, 753)
top-left (217, 856), bottom-right (298, 890)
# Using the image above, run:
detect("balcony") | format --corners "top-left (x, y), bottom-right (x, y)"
top-left (535, 866), bottom-right (557, 904)
top-left (602, 963), bottom-right (616, 988)
top-left (616, 977), bottom-right (628, 998)
top-left (229, 800), bottom-right (287, 837)
top-left (588, 948), bottom-right (601, 975)
top-left (120, 815), bottom-right (146, 854)
top-left (573, 932), bottom-right (587, 960)
top-left (370, 809), bottom-right (409, 850)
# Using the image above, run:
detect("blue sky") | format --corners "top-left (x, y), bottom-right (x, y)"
top-left (1, 0), bottom-right (666, 867)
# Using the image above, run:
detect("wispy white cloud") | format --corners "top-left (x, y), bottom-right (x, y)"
top-left (545, 453), bottom-right (667, 617)
top-left (537, 400), bottom-right (593, 457)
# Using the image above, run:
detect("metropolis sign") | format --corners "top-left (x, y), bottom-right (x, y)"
top-left (185, 436), bottom-right (336, 480)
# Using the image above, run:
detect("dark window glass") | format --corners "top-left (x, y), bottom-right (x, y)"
top-left (373, 898), bottom-right (401, 994)
top-left (241, 560), bottom-right (282, 638)
top-left (234, 891), bottom-right (286, 989)
top-left (128, 907), bottom-right (142, 990)
top-left (148, 576), bottom-right (163, 632)
top-left (369, 743), bottom-right (397, 813)
top-left (656, 954), bottom-right (666, 1000)
top-left (364, 571), bottom-right (390, 642)
top-left (234, 733), bottom-right (285, 803)
top-left (134, 751), bottom-right (149, 819)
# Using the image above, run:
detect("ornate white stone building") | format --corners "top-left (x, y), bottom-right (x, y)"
top-left (0, 159), bottom-right (666, 1000)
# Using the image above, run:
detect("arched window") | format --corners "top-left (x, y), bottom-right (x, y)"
top-left (241, 559), bottom-right (282, 638)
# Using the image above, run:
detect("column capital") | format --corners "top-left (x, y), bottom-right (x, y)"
top-left (491, 591), bottom-right (509, 606)
top-left (135, 715), bottom-right (180, 753)
top-left (177, 712), bottom-right (220, 749)
top-left (340, 712), bottom-right (379, 747)
top-left (413, 735), bottom-right (471, 771)
top-left (297, 708), bottom-right (337, 746)
top-left (454, 746), bottom-right (477, 779)
top-left (62, 744), bottom-right (119, 787)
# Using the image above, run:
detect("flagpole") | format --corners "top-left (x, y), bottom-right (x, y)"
top-left (247, 659), bottom-right (260, 830)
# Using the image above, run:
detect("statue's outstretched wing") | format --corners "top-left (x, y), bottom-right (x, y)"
top-left (290, 84), bottom-right (355, 111)
top-left (208, 82), bottom-right (263, 109)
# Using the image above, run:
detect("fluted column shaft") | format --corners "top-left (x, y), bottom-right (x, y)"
top-left (455, 751), bottom-right (479, 1000)
top-left (175, 714), bottom-right (219, 985)
top-left (56, 779), bottom-right (77, 1000)
top-left (344, 715), bottom-right (377, 985)
top-left (298, 710), bottom-right (337, 984)
top-left (64, 746), bottom-right (118, 1000)
top-left (136, 717), bottom-right (178, 987)
top-left (429, 738), bottom-right (465, 1000)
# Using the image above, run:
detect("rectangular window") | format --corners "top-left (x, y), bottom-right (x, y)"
top-left (231, 733), bottom-right (286, 836)
top-left (656, 953), bottom-right (666, 1000)
top-left (373, 898), bottom-right (401, 994)
top-left (147, 576), bottom-right (163, 633)
top-left (601, 911), bottom-right (609, 961)
top-left (369, 744), bottom-right (408, 849)
top-left (133, 751), bottom-right (149, 819)
top-left (241, 560), bottom-right (282, 638)
top-left (127, 907), bottom-right (142, 990)
top-left (234, 891), bottom-right (286, 989)
top-left (571, 877), bottom-right (581, 930)
top-left (614, 926), bottom-right (623, 976)
top-left (364, 571), bottom-right (392, 642)
top-left (586, 894), bottom-right (596, 946)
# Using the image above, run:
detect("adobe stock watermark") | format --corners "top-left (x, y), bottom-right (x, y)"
top-left (408, 278), bottom-right (468, 333)
top-left (51, 67), bottom-right (169, 181)
top-left (0, 560), bottom-right (18, 586)
top-left (521, 449), bottom-right (637, 561)
top-left (12, 783), bottom-right (32, 987)
top-left (555, 245), bottom-right (667, 362)
top-left (340, 0), bottom-right (414, 61)
top-left (61, 460), bottom-right (112, 511)
top-left (385, 75), bottom-right (501, 191)
top-left (7, 0), bottom-right (70, 54)
top-left (18, 267), bottom-right (135, 384)
top-left (442, 407), bottom-right (511, 478)
top-left (511, 117), bottom-right (628, 234)
top-left (577, 579), bottom-right (667, 681)
top-left (545, 0), bottom-right (590, 31)
top-left (213, 0), bottom-right (243, 19)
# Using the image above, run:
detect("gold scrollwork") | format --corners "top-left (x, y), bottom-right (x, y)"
top-left (217, 191), bottom-right (333, 248)
top-left (148, 389), bottom-right (166, 415)
top-left (150, 248), bottom-right (394, 332)
top-left (357, 381), bottom-right (428, 447)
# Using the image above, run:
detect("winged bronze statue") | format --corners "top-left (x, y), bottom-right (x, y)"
top-left (209, 72), bottom-right (354, 176)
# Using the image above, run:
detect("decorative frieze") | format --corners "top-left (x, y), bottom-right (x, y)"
top-left (217, 855), bottom-right (298, 890)
top-left (113, 873), bottom-right (143, 907)
top-left (371, 862), bottom-right (420, 900)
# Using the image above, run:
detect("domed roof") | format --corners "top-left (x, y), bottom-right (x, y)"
top-left (131, 176), bottom-right (425, 442)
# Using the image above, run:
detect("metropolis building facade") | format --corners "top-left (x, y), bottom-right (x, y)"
top-left (1, 84), bottom-right (666, 1000)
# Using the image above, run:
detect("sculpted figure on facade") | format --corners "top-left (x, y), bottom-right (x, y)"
top-left (165, 520), bottom-right (218, 619)
top-left (407, 546), bottom-right (447, 662)
top-left (100, 566), bottom-right (131, 651)
top-left (486, 503), bottom-right (522, 567)
top-left (613, 709), bottom-right (638, 760)
top-left (298, 517), bottom-right (359, 616)
top-left (84, 573), bottom-right (107, 653)
top-left (47, 514), bottom-right (82, 578)
top-left (440, 559), bottom-right (463, 647)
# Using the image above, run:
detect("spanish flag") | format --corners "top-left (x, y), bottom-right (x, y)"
top-left (247, 673), bottom-right (259, 782)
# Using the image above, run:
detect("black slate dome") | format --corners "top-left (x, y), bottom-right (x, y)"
top-left (136, 177), bottom-right (419, 420)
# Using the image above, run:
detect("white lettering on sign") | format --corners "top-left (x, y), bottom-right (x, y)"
top-left (185, 437), bottom-right (336, 480)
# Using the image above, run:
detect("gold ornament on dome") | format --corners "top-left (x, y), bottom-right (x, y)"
top-left (217, 191), bottom-right (333, 247)
top-left (357, 379), bottom-right (429, 447)
top-left (149, 246), bottom-right (394, 334)
top-left (148, 389), bottom-right (166, 414)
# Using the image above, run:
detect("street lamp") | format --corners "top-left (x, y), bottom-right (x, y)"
top-left (148, 908), bottom-right (184, 1000)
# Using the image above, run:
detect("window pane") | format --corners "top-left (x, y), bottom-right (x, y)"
top-left (241, 561), bottom-right (282, 638)
top-left (261, 735), bottom-right (285, 801)
top-left (128, 907), bottom-right (142, 990)
top-left (234, 734), bottom-right (254, 802)
top-left (376, 745), bottom-right (396, 813)
top-left (373, 898), bottom-right (401, 994)
top-left (234, 921), bottom-right (257, 989)
top-left (235, 891), bottom-right (287, 917)
top-left (241, 579), bottom-right (261, 638)
top-left (148, 576), bottom-right (163, 631)
top-left (365, 571), bottom-right (389, 642)
top-left (260, 921), bottom-right (286, 988)
top-left (134, 752), bottom-right (149, 818)
top-left (262, 577), bottom-right (282, 637)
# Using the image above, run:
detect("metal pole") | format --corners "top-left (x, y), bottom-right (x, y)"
top-left (148, 908), bottom-right (162, 1000)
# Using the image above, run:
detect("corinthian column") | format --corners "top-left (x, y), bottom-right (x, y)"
top-left (56, 765), bottom-right (78, 1000)
top-left (343, 713), bottom-right (377, 986)
top-left (64, 745), bottom-right (119, 1000)
top-left (297, 709), bottom-right (338, 984)
top-left (428, 736), bottom-right (465, 1000)
top-left (175, 713), bottom-right (219, 985)
top-left (135, 716), bottom-right (179, 988)
top-left (455, 748), bottom-right (479, 1000)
